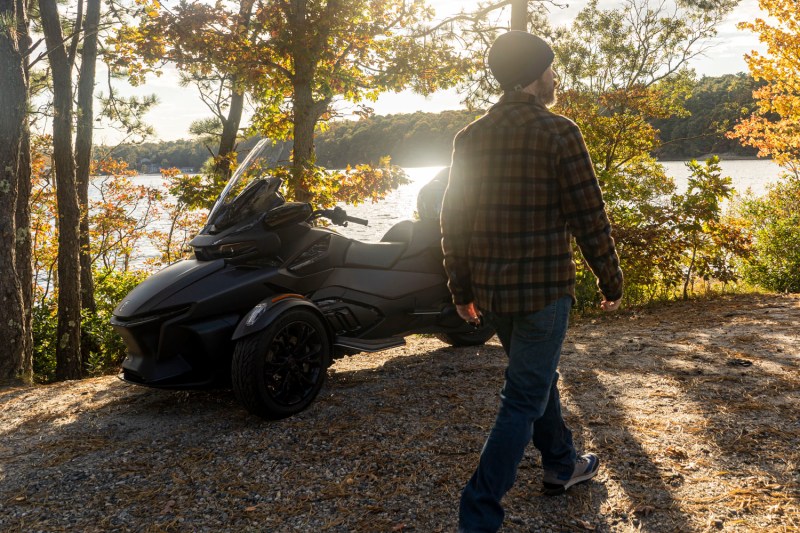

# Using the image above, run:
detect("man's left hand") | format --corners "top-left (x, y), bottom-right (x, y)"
top-left (456, 302), bottom-right (482, 325)
top-left (600, 298), bottom-right (622, 312)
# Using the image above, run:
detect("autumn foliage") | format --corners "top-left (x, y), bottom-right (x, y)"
top-left (726, 0), bottom-right (800, 292)
top-left (108, 0), bottom-right (468, 206)
top-left (730, 0), bottom-right (800, 170)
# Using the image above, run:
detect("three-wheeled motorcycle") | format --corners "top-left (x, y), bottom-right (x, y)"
top-left (111, 139), bottom-right (494, 419)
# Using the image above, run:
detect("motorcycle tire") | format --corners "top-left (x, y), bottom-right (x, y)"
top-left (435, 325), bottom-right (495, 347)
top-left (232, 308), bottom-right (331, 419)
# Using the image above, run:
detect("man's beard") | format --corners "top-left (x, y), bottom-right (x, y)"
top-left (538, 83), bottom-right (557, 107)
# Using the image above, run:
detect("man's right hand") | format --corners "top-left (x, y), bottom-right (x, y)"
top-left (600, 298), bottom-right (621, 312)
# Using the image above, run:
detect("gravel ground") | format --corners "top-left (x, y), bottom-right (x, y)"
top-left (1, 293), bottom-right (798, 532)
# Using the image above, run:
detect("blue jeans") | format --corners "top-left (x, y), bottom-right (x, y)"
top-left (459, 296), bottom-right (576, 533)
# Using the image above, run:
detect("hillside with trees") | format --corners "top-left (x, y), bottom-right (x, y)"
top-left (99, 110), bottom-right (479, 171)
top-left (97, 139), bottom-right (212, 173)
top-left (653, 73), bottom-right (762, 160)
top-left (106, 73), bottom-right (761, 171)
top-left (315, 109), bottom-right (480, 167)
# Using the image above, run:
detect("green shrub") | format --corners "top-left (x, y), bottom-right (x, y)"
top-left (83, 269), bottom-right (150, 376)
top-left (32, 268), bottom-right (149, 382)
top-left (32, 303), bottom-right (58, 382)
top-left (739, 174), bottom-right (800, 292)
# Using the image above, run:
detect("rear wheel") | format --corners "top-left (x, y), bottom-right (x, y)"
top-left (232, 308), bottom-right (331, 419)
top-left (435, 325), bottom-right (495, 347)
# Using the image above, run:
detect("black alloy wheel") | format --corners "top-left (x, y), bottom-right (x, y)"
top-left (232, 308), bottom-right (331, 419)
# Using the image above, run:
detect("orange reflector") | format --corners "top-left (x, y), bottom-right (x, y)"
top-left (271, 293), bottom-right (305, 303)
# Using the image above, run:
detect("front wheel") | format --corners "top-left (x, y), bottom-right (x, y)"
top-left (232, 308), bottom-right (331, 419)
top-left (435, 325), bottom-right (495, 347)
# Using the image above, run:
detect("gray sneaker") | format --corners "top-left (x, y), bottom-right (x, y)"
top-left (542, 453), bottom-right (600, 495)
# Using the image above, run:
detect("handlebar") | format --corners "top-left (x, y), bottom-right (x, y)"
top-left (310, 206), bottom-right (369, 227)
top-left (347, 215), bottom-right (369, 226)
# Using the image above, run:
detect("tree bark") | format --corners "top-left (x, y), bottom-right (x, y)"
top-left (511, 0), bottom-right (526, 31)
top-left (291, 73), bottom-right (331, 203)
top-left (288, 0), bottom-right (311, 202)
top-left (292, 79), bottom-right (316, 203)
top-left (0, 0), bottom-right (30, 383)
top-left (76, 0), bottom-right (101, 315)
top-left (212, 89), bottom-right (245, 182)
top-left (15, 0), bottom-right (33, 382)
top-left (288, 0), bottom-right (332, 203)
top-left (213, 0), bottom-right (254, 177)
top-left (75, 0), bottom-right (101, 373)
top-left (40, 0), bottom-right (83, 380)
top-left (683, 240), bottom-right (698, 300)
top-left (16, 126), bottom-right (33, 383)
top-left (218, 90), bottom-right (245, 160)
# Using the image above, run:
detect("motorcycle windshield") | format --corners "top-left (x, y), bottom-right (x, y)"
top-left (204, 139), bottom-right (286, 233)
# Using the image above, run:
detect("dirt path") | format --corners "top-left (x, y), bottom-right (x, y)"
top-left (1, 293), bottom-right (798, 532)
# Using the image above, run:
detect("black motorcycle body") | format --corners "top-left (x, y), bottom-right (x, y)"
top-left (112, 143), bottom-right (491, 418)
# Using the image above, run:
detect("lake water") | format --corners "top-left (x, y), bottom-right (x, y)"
top-left (128, 158), bottom-right (785, 247)
top-left (335, 159), bottom-right (786, 242)
top-left (659, 159), bottom-right (785, 196)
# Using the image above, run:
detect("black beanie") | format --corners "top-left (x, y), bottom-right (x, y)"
top-left (488, 31), bottom-right (554, 91)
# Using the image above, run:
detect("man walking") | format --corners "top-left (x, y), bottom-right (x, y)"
top-left (440, 31), bottom-right (624, 532)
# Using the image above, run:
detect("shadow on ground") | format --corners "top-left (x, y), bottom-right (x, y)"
top-left (0, 293), bottom-right (797, 532)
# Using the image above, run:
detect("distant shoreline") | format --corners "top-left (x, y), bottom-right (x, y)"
top-left (396, 154), bottom-right (774, 169)
top-left (656, 153), bottom-right (769, 162)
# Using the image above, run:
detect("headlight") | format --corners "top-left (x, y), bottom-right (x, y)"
top-left (194, 241), bottom-right (256, 260)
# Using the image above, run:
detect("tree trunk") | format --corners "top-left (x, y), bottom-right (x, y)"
top-left (511, 0), bottom-right (527, 31)
top-left (76, 0), bottom-right (101, 315)
top-left (292, 80), bottom-right (316, 203)
top-left (76, 0), bottom-right (101, 372)
top-left (288, 0), bottom-right (313, 202)
top-left (16, 126), bottom-right (33, 382)
top-left (213, 0), bottom-right (254, 178)
top-left (0, 0), bottom-right (30, 383)
top-left (212, 89), bottom-right (245, 181)
top-left (291, 78), bottom-right (330, 203)
top-left (218, 90), bottom-right (244, 159)
top-left (15, 0), bottom-right (33, 382)
top-left (40, 0), bottom-right (83, 380)
top-left (683, 240), bottom-right (697, 300)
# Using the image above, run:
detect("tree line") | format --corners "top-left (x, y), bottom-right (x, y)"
top-left (653, 73), bottom-right (762, 160)
top-left (98, 139), bottom-right (213, 172)
top-left (107, 72), bottom-right (762, 172)
top-left (3, 0), bottom-right (800, 386)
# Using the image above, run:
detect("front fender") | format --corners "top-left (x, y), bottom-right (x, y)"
top-left (232, 294), bottom-right (329, 342)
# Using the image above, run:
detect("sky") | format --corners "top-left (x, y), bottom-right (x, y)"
top-left (94, 0), bottom-right (769, 145)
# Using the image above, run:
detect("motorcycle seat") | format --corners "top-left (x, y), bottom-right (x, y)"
top-left (344, 241), bottom-right (408, 269)
top-left (380, 219), bottom-right (443, 261)
top-left (381, 220), bottom-right (414, 243)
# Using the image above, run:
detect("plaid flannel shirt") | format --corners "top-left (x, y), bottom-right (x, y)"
top-left (440, 91), bottom-right (623, 315)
